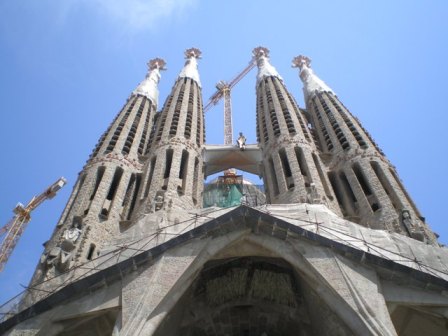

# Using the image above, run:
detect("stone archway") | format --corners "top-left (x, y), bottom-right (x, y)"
top-left (153, 256), bottom-right (352, 336)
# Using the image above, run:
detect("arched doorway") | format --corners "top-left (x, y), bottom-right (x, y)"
top-left (154, 257), bottom-right (314, 336)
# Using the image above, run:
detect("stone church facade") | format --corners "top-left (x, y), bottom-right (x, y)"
top-left (1, 47), bottom-right (447, 335)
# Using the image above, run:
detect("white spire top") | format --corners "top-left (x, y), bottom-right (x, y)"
top-left (133, 58), bottom-right (166, 106)
top-left (292, 55), bottom-right (334, 101)
top-left (253, 46), bottom-right (283, 85)
top-left (178, 47), bottom-right (202, 87)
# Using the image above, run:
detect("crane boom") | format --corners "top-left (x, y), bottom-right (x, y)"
top-left (204, 60), bottom-right (256, 111)
top-left (0, 177), bottom-right (67, 272)
top-left (203, 60), bottom-right (256, 145)
top-left (228, 60), bottom-right (256, 88)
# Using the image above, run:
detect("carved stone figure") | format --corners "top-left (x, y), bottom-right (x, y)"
top-left (308, 182), bottom-right (320, 204)
top-left (401, 209), bottom-right (413, 232)
top-left (60, 223), bottom-right (82, 252)
top-left (402, 209), bottom-right (425, 241)
top-left (154, 192), bottom-right (165, 212)
top-left (236, 132), bottom-right (246, 150)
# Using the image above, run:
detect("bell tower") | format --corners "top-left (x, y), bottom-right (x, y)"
top-left (254, 47), bottom-right (340, 213)
top-left (29, 58), bottom-right (166, 283)
top-left (293, 55), bottom-right (437, 243)
top-left (138, 48), bottom-right (205, 214)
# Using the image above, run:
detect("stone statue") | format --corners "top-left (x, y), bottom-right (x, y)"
top-left (402, 209), bottom-right (426, 242)
top-left (308, 182), bottom-right (320, 204)
top-left (237, 132), bottom-right (246, 150)
top-left (154, 192), bottom-right (165, 212)
top-left (401, 209), bottom-right (413, 232)
top-left (63, 224), bottom-right (82, 242)
top-left (61, 223), bottom-right (82, 252)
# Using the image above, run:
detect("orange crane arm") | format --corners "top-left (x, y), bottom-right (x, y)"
top-left (203, 59), bottom-right (256, 112)
top-left (0, 177), bottom-right (67, 272)
top-left (24, 177), bottom-right (66, 212)
top-left (228, 60), bottom-right (256, 89)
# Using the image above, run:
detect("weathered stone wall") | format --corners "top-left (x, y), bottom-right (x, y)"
top-left (4, 204), bottom-right (448, 335)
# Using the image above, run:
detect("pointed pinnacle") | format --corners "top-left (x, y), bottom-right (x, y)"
top-left (184, 47), bottom-right (202, 59)
top-left (252, 46), bottom-right (270, 60)
top-left (148, 58), bottom-right (167, 71)
top-left (292, 55), bottom-right (311, 69)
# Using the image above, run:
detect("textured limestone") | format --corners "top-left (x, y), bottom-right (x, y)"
top-left (4, 205), bottom-right (448, 335)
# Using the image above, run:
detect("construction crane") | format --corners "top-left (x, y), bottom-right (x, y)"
top-left (204, 59), bottom-right (256, 145)
top-left (0, 177), bottom-right (67, 272)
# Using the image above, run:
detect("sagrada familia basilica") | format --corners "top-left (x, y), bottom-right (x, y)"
top-left (1, 47), bottom-right (447, 336)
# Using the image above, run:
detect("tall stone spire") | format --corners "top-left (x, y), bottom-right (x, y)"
top-left (178, 47), bottom-right (202, 87)
top-left (292, 55), bottom-right (334, 102)
top-left (138, 48), bottom-right (205, 215)
top-left (253, 46), bottom-right (283, 85)
top-left (133, 58), bottom-right (166, 106)
top-left (293, 55), bottom-right (437, 244)
top-left (253, 47), bottom-right (340, 212)
top-left (27, 58), bottom-right (165, 287)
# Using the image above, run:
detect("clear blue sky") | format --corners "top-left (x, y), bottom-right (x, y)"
top-left (1, 0), bottom-right (447, 306)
